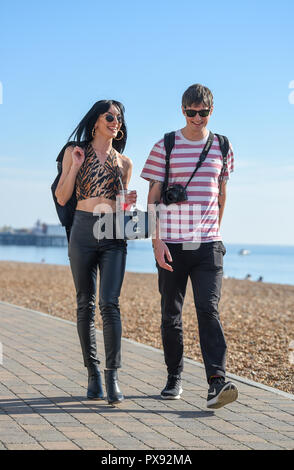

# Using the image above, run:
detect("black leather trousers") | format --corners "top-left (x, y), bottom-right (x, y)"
top-left (68, 210), bottom-right (127, 370)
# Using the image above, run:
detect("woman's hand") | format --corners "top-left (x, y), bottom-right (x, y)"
top-left (72, 146), bottom-right (85, 169)
top-left (124, 190), bottom-right (137, 206)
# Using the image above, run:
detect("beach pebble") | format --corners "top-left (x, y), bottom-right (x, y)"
top-left (0, 261), bottom-right (293, 394)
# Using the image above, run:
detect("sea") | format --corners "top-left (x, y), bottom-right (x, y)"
top-left (0, 241), bottom-right (294, 286)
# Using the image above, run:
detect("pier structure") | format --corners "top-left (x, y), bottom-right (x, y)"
top-left (0, 220), bottom-right (67, 247)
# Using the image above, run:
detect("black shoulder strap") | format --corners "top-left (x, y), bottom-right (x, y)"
top-left (163, 131), bottom-right (176, 192)
top-left (215, 134), bottom-right (229, 164)
top-left (215, 134), bottom-right (229, 195)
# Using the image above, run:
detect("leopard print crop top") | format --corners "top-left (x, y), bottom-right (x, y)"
top-left (75, 143), bottom-right (122, 201)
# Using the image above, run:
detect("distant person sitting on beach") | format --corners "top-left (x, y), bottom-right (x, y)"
top-left (245, 274), bottom-right (252, 280)
top-left (257, 276), bottom-right (263, 282)
top-left (141, 83), bottom-right (238, 409)
top-left (55, 100), bottom-right (137, 405)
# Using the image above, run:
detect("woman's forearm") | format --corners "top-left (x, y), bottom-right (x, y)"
top-left (56, 165), bottom-right (79, 206)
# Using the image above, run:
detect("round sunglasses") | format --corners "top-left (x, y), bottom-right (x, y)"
top-left (104, 113), bottom-right (122, 124)
top-left (184, 108), bottom-right (210, 118)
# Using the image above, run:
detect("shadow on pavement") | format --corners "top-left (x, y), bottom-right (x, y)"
top-left (0, 396), bottom-right (215, 418)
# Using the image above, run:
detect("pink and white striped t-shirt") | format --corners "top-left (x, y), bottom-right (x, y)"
top-left (140, 129), bottom-right (234, 243)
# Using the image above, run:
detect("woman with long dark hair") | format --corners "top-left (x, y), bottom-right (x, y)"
top-left (55, 100), bottom-right (136, 405)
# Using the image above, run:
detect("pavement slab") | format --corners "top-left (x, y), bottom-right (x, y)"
top-left (0, 301), bottom-right (293, 450)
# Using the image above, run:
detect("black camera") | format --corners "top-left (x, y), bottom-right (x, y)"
top-left (162, 184), bottom-right (188, 205)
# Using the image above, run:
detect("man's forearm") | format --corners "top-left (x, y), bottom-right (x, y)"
top-left (147, 180), bottom-right (173, 271)
top-left (218, 180), bottom-right (227, 227)
top-left (147, 180), bottom-right (162, 242)
top-left (218, 197), bottom-right (226, 227)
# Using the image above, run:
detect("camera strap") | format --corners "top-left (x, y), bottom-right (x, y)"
top-left (163, 131), bottom-right (215, 192)
top-left (183, 131), bottom-right (214, 189)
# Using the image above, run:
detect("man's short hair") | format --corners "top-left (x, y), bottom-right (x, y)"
top-left (182, 84), bottom-right (213, 109)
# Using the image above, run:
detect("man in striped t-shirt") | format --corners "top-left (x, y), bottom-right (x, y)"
top-left (140, 84), bottom-right (238, 409)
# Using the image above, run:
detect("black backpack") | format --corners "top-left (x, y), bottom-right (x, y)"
top-left (51, 141), bottom-right (87, 241)
top-left (163, 132), bottom-right (229, 195)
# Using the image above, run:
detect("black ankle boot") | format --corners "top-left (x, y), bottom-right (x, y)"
top-left (104, 369), bottom-right (124, 405)
top-left (87, 363), bottom-right (104, 400)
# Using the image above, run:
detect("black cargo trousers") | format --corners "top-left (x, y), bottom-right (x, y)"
top-left (157, 241), bottom-right (227, 383)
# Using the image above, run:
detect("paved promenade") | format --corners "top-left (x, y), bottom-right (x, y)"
top-left (0, 301), bottom-right (293, 450)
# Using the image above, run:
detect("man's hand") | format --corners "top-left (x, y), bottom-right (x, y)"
top-left (153, 238), bottom-right (173, 272)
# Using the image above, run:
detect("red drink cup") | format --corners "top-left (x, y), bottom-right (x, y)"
top-left (118, 190), bottom-right (134, 211)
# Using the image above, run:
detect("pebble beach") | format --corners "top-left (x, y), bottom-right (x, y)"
top-left (0, 260), bottom-right (293, 394)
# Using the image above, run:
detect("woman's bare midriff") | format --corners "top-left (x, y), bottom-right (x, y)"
top-left (76, 196), bottom-right (117, 213)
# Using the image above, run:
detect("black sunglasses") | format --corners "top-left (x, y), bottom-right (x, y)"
top-left (105, 113), bottom-right (122, 123)
top-left (184, 108), bottom-right (210, 118)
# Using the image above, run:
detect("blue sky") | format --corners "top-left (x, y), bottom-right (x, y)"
top-left (0, 0), bottom-right (293, 245)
